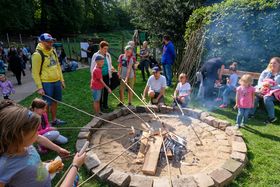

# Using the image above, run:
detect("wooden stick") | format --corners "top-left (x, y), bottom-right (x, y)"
top-left (172, 95), bottom-right (184, 116)
top-left (78, 136), bottom-right (149, 187)
top-left (159, 129), bottom-right (173, 187)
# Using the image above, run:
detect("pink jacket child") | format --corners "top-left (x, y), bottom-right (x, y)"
top-left (38, 113), bottom-right (68, 146)
top-left (261, 78), bottom-right (276, 96)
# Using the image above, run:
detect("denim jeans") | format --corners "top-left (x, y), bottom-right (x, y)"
top-left (222, 85), bottom-right (235, 105)
top-left (162, 64), bottom-right (172, 86)
top-left (250, 95), bottom-right (276, 119)
top-left (236, 108), bottom-right (251, 125)
top-left (140, 59), bottom-right (150, 81)
top-left (264, 95), bottom-right (276, 119)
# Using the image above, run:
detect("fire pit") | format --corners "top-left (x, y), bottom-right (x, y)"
top-left (76, 106), bottom-right (247, 187)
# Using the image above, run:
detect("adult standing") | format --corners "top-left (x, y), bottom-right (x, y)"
top-left (8, 49), bottom-right (22, 85)
top-left (200, 57), bottom-right (225, 99)
top-left (91, 41), bottom-right (115, 110)
top-left (161, 35), bottom-right (176, 87)
top-left (139, 41), bottom-right (150, 81)
top-left (251, 57), bottom-right (280, 124)
top-left (142, 66), bottom-right (167, 105)
top-left (32, 33), bottom-right (66, 126)
top-left (82, 40), bottom-right (95, 65)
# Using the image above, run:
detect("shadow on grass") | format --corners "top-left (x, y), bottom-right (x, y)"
top-left (242, 126), bottom-right (280, 142)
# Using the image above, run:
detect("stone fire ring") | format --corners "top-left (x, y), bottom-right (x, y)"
top-left (76, 106), bottom-right (248, 187)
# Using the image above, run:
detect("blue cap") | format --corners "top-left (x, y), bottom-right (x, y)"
top-left (152, 66), bottom-right (160, 73)
top-left (39, 33), bottom-right (55, 42)
top-left (95, 54), bottom-right (104, 61)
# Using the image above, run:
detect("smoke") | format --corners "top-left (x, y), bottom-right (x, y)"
top-left (202, 4), bottom-right (280, 72)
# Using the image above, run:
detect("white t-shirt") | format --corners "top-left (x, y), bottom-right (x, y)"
top-left (176, 82), bottom-right (191, 96)
top-left (147, 75), bottom-right (167, 92)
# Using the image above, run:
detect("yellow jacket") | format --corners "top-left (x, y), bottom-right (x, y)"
top-left (32, 43), bottom-right (64, 89)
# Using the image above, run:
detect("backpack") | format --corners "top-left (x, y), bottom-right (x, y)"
top-left (36, 49), bottom-right (58, 75)
top-left (119, 54), bottom-right (136, 70)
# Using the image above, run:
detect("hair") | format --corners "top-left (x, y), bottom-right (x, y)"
top-left (30, 98), bottom-right (47, 111)
top-left (239, 74), bottom-right (253, 86)
top-left (99, 41), bottom-right (109, 49)
top-left (179, 73), bottom-right (187, 80)
top-left (163, 35), bottom-right (171, 41)
top-left (229, 62), bottom-right (238, 72)
top-left (0, 100), bottom-right (41, 155)
top-left (266, 57), bottom-right (280, 72)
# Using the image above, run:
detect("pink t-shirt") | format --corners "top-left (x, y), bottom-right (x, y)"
top-left (236, 86), bottom-right (255, 108)
top-left (90, 67), bottom-right (104, 90)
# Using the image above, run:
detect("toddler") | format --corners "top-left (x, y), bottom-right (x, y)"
top-left (0, 74), bottom-right (15, 99)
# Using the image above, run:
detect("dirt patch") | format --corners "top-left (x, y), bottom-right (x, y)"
top-left (89, 113), bottom-right (231, 177)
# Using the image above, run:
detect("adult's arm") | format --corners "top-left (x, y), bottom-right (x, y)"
top-left (257, 70), bottom-right (267, 87)
top-left (168, 44), bottom-right (176, 61)
top-left (31, 52), bottom-right (43, 89)
top-left (271, 75), bottom-right (280, 90)
top-left (90, 53), bottom-right (98, 74)
top-left (218, 64), bottom-right (225, 81)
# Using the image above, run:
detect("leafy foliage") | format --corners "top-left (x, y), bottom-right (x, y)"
top-left (185, 0), bottom-right (280, 72)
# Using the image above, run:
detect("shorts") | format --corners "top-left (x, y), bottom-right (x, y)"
top-left (42, 81), bottom-right (62, 105)
top-left (149, 91), bottom-right (164, 104)
top-left (92, 89), bottom-right (102, 101)
top-left (120, 78), bottom-right (135, 91)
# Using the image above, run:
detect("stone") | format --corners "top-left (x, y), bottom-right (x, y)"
top-left (113, 109), bottom-right (123, 118)
top-left (218, 120), bottom-right (231, 130)
top-left (231, 151), bottom-right (247, 163)
top-left (212, 120), bottom-right (220, 128)
top-left (121, 107), bottom-right (130, 116)
top-left (78, 131), bottom-right (90, 139)
top-left (218, 146), bottom-right (231, 153)
top-left (107, 170), bottom-right (131, 187)
top-left (209, 168), bottom-right (233, 187)
top-left (225, 126), bottom-right (235, 136)
top-left (85, 153), bottom-right (101, 170)
top-left (129, 174), bottom-right (153, 187)
top-left (217, 153), bottom-right (231, 160)
top-left (159, 105), bottom-right (173, 113)
top-left (147, 105), bottom-right (159, 113)
top-left (91, 164), bottom-right (113, 180)
top-left (232, 141), bottom-right (247, 153)
top-left (136, 106), bottom-right (146, 113)
top-left (153, 177), bottom-right (170, 187)
top-left (200, 112), bottom-right (210, 121)
top-left (203, 116), bottom-right (216, 127)
top-left (215, 134), bottom-right (227, 140)
top-left (222, 159), bottom-right (244, 177)
top-left (194, 173), bottom-right (215, 187)
top-left (102, 112), bottom-right (117, 121)
top-left (172, 176), bottom-right (198, 187)
top-left (90, 118), bottom-right (104, 128)
top-left (218, 140), bottom-right (230, 147)
top-left (187, 108), bottom-right (202, 119)
top-left (205, 125), bottom-right (216, 132)
top-left (75, 139), bottom-right (87, 152)
top-left (234, 136), bottom-right (244, 143)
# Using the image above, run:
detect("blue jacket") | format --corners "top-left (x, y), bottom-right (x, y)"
top-left (161, 41), bottom-right (176, 65)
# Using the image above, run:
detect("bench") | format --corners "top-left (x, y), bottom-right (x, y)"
top-left (223, 68), bottom-right (261, 80)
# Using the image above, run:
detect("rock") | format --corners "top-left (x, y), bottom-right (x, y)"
top-left (136, 106), bottom-right (146, 113)
top-left (91, 164), bottom-right (113, 180)
top-left (215, 134), bottom-right (227, 140)
top-left (103, 112), bottom-right (117, 121)
top-left (188, 109), bottom-right (203, 119)
top-left (205, 125), bottom-right (216, 132)
top-left (147, 105), bottom-right (159, 113)
top-left (218, 146), bottom-right (231, 153)
top-left (107, 170), bottom-right (131, 187)
top-left (222, 159), bottom-right (244, 178)
top-left (153, 177), bottom-right (170, 187)
top-left (113, 109), bottom-right (123, 118)
top-left (85, 152), bottom-right (101, 170)
top-left (194, 173), bottom-right (215, 187)
top-left (75, 139), bottom-right (87, 152)
top-left (200, 112), bottom-right (210, 121)
top-left (159, 105), bottom-right (173, 113)
top-left (78, 131), bottom-right (90, 139)
top-left (232, 141), bottom-right (247, 153)
top-left (90, 118), bottom-right (104, 128)
top-left (209, 168), bottom-right (233, 187)
top-left (233, 136), bottom-right (244, 142)
top-left (172, 176), bottom-right (198, 187)
top-left (225, 126), bottom-right (235, 136)
top-left (212, 120), bottom-right (220, 128)
top-left (218, 140), bottom-right (230, 147)
top-left (218, 120), bottom-right (231, 130)
top-left (129, 174), bottom-right (153, 187)
top-left (230, 151), bottom-right (247, 163)
top-left (203, 116), bottom-right (216, 127)
top-left (121, 107), bottom-right (130, 116)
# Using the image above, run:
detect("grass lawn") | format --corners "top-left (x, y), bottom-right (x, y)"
top-left (19, 31), bottom-right (280, 186)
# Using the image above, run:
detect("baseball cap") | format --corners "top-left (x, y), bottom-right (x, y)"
top-left (39, 33), bottom-right (56, 42)
top-left (152, 66), bottom-right (160, 73)
top-left (95, 54), bottom-right (104, 61)
top-left (125, 45), bottom-right (132, 51)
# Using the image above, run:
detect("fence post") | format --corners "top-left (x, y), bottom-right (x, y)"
top-left (67, 37), bottom-right (71, 59)
top-left (19, 34), bottom-right (23, 45)
top-left (6, 33), bottom-right (10, 47)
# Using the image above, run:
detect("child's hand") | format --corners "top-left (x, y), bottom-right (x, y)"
top-left (57, 148), bottom-right (70, 157)
top-left (233, 105), bottom-right (237, 110)
top-left (37, 88), bottom-right (45, 95)
top-left (73, 152), bottom-right (86, 168)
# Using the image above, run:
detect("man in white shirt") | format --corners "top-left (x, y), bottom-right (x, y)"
top-left (142, 66), bottom-right (167, 105)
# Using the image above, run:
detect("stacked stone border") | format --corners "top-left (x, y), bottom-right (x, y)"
top-left (76, 106), bottom-right (248, 187)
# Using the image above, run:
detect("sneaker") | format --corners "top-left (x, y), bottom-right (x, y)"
top-left (234, 124), bottom-right (240, 129)
top-left (264, 117), bottom-right (277, 124)
top-left (219, 104), bottom-right (227, 108)
top-left (240, 123), bottom-right (245, 127)
top-left (52, 119), bottom-right (67, 126)
top-left (117, 103), bottom-right (124, 107)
